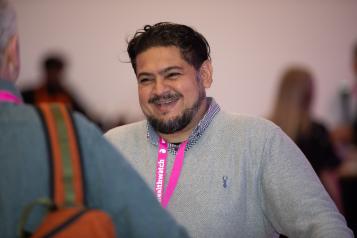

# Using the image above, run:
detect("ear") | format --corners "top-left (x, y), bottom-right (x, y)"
top-left (6, 35), bottom-right (20, 67)
top-left (3, 35), bottom-right (20, 81)
top-left (199, 60), bottom-right (213, 89)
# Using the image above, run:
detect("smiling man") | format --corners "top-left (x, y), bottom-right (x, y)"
top-left (136, 45), bottom-right (211, 142)
top-left (105, 22), bottom-right (353, 237)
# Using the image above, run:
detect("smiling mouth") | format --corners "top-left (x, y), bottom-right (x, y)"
top-left (149, 92), bottom-right (182, 106)
top-left (154, 97), bottom-right (179, 105)
top-left (150, 97), bottom-right (180, 115)
top-left (154, 98), bottom-right (179, 112)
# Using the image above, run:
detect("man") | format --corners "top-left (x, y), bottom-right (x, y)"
top-left (0, 2), bottom-right (188, 237)
top-left (21, 54), bottom-right (85, 114)
top-left (20, 53), bottom-right (103, 128)
top-left (344, 42), bottom-right (357, 236)
top-left (105, 22), bottom-right (353, 237)
top-left (332, 42), bottom-right (357, 236)
top-left (351, 44), bottom-right (357, 144)
top-left (332, 43), bottom-right (357, 145)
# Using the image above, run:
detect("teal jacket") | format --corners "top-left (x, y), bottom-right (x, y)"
top-left (0, 78), bottom-right (189, 238)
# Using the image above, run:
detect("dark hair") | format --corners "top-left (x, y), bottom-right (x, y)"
top-left (42, 55), bottom-right (65, 71)
top-left (127, 22), bottom-right (210, 73)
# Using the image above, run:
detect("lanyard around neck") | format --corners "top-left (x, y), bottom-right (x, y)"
top-left (0, 90), bottom-right (22, 104)
top-left (155, 137), bottom-right (187, 208)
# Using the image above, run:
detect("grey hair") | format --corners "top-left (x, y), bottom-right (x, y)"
top-left (0, 0), bottom-right (17, 67)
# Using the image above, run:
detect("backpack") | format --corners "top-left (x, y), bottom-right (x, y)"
top-left (18, 103), bottom-right (117, 238)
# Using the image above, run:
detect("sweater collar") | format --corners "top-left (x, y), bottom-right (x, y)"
top-left (147, 97), bottom-right (220, 154)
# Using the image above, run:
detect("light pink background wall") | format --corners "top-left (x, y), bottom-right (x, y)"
top-left (13, 0), bottom-right (357, 128)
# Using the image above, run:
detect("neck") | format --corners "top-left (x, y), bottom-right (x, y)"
top-left (158, 129), bottom-right (191, 144)
top-left (0, 66), bottom-right (16, 83)
top-left (0, 69), bottom-right (6, 81)
top-left (158, 98), bottom-right (209, 143)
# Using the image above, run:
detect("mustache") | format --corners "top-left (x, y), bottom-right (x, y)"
top-left (148, 92), bottom-right (183, 104)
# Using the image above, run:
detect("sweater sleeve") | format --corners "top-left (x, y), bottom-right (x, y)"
top-left (259, 127), bottom-right (353, 238)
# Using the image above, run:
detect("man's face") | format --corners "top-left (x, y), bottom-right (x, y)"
top-left (135, 46), bottom-right (211, 134)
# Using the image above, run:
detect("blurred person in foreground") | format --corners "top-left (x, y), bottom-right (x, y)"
top-left (269, 66), bottom-right (343, 211)
top-left (105, 22), bottom-right (353, 237)
top-left (0, 1), bottom-right (188, 237)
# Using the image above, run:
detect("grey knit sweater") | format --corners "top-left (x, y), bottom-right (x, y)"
top-left (105, 110), bottom-right (353, 238)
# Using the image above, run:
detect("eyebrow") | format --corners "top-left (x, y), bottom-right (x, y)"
top-left (137, 72), bottom-right (152, 79)
top-left (137, 66), bottom-right (183, 79)
top-left (159, 66), bottom-right (183, 75)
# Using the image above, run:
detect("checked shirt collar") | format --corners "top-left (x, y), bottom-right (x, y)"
top-left (147, 97), bottom-right (220, 155)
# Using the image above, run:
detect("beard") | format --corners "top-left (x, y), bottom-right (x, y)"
top-left (146, 88), bottom-right (206, 134)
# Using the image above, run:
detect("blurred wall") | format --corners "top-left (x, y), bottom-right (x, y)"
top-left (13, 0), bottom-right (357, 128)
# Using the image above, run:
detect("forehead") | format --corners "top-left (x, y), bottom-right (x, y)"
top-left (135, 46), bottom-right (189, 73)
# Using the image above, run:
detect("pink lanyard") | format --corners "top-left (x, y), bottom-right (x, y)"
top-left (155, 137), bottom-right (188, 208)
top-left (0, 90), bottom-right (22, 104)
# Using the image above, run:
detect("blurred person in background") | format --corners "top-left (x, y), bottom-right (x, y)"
top-left (330, 42), bottom-right (357, 235)
top-left (332, 43), bottom-right (357, 146)
top-left (21, 54), bottom-right (84, 113)
top-left (350, 43), bottom-right (357, 146)
top-left (269, 66), bottom-right (343, 211)
top-left (21, 53), bottom-right (106, 130)
top-left (0, 1), bottom-right (189, 237)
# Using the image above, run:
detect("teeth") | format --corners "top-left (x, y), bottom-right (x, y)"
top-left (156, 98), bottom-right (177, 104)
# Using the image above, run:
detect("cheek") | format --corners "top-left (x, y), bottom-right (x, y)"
top-left (182, 83), bottom-right (201, 100)
top-left (138, 86), bottom-right (146, 98)
top-left (138, 88), bottom-right (150, 106)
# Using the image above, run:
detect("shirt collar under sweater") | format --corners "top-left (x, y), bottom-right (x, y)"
top-left (147, 97), bottom-right (220, 155)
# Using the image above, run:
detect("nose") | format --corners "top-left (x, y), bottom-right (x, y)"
top-left (153, 79), bottom-right (169, 95)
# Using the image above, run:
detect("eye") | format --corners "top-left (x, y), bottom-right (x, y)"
top-left (166, 72), bottom-right (181, 79)
top-left (138, 77), bottom-right (153, 85)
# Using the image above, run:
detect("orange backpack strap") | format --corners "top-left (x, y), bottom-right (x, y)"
top-left (37, 103), bottom-right (85, 207)
top-left (18, 103), bottom-right (116, 238)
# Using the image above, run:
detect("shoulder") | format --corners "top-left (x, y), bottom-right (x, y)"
top-left (105, 120), bottom-right (147, 143)
top-left (214, 110), bottom-right (280, 137)
top-left (71, 112), bottom-right (122, 159)
top-left (72, 112), bottom-right (102, 137)
top-left (209, 111), bottom-right (288, 158)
